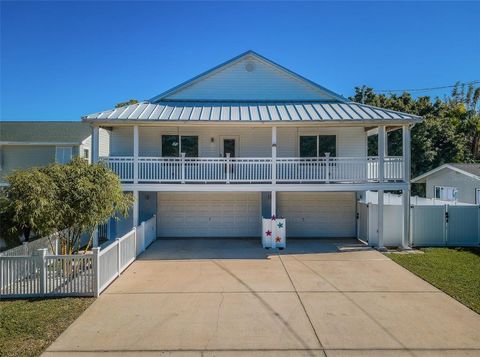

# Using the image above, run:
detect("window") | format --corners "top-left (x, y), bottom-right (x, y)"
top-left (299, 135), bottom-right (336, 157)
top-left (56, 146), bottom-right (73, 164)
top-left (162, 135), bottom-right (198, 157)
top-left (434, 186), bottom-right (458, 201)
top-left (83, 149), bottom-right (89, 160)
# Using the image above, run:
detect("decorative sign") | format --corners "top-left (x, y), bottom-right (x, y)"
top-left (262, 216), bottom-right (286, 249)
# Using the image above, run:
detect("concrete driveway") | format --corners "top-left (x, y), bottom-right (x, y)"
top-left (45, 239), bottom-right (480, 356)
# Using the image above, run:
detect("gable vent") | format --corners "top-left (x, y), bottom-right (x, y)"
top-left (245, 61), bottom-right (255, 72)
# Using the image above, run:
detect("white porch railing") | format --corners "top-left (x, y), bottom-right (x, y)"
top-left (101, 156), bottom-right (404, 183)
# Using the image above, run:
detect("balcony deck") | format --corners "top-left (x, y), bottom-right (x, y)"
top-left (101, 156), bottom-right (404, 184)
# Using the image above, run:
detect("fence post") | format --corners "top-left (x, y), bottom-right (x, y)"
top-left (37, 248), bottom-right (47, 296)
top-left (23, 242), bottom-right (28, 255)
top-left (153, 214), bottom-right (157, 242)
top-left (141, 222), bottom-right (146, 253)
top-left (92, 247), bottom-right (100, 297)
top-left (325, 153), bottom-right (330, 183)
top-left (93, 227), bottom-right (99, 248)
top-left (226, 153), bottom-right (231, 183)
top-left (116, 238), bottom-right (121, 276)
top-left (181, 152), bottom-right (186, 183)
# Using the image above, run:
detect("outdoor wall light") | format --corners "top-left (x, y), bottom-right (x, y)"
top-left (211, 137), bottom-right (215, 143)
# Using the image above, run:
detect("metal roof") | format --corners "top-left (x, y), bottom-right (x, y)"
top-left (83, 101), bottom-right (422, 122)
top-left (0, 121), bottom-right (91, 143)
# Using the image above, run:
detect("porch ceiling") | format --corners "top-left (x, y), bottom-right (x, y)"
top-left (83, 101), bottom-right (422, 123)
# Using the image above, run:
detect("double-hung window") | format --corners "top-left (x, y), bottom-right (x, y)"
top-left (434, 186), bottom-right (458, 201)
top-left (161, 135), bottom-right (198, 157)
top-left (56, 146), bottom-right (73, 164)
top-left (299, 135), bottom-right (336, 157)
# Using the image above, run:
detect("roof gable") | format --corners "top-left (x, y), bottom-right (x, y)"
top-left (412, 164), bottom-right (480, 183)
top-left (150, 51), bottom-right (346, 103)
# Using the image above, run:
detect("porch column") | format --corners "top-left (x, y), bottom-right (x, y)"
top-left (92, 126), bottom-right (100, 163)
top-left (402, 124), bottom-right (411, 248)
top-left (377, 189), bottom-right (384, 249)
top-left (272, 126), bottom-right (277, 184)
top-left (378, 125), bottom-right (386, 183)
top-left (133, 190), bottom-right (139, 228)
top-left (133, 126), bottom-right (139, 184)
top-left (402, 124), bottom-right (411, 182)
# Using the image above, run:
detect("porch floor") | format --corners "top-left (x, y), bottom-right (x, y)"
top-left (45, 239), bottom-right (480, 356)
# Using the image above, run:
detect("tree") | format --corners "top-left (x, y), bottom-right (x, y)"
top-left (115, 99), bottom-right (139, 108)
top-left (0, 158), bottom-right (133, 254)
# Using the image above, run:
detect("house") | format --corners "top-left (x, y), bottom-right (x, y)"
top-left (412, 163), bottom-right (480, 204)
top-left (0, 121), bottom-right (93, 186)
top-left (83, 51), bottom-right (422, 248)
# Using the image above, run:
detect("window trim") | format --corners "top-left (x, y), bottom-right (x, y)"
top-left (298, 134), bottom-right (337, 157)
top-left (433, 185), bottom-right (458, 201)
top-left (475, 188), bottom-right (480, 204)
top-left (55, 146), bottom-right (73, 164)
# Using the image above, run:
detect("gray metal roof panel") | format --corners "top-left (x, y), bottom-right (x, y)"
top-left (84, 101), bottom-right (422, 122)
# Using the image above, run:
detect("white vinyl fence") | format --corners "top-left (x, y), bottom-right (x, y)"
top-left (0, 215), bottom-right (156, 299)
top-left (411, 205), bottom-right (480, 247)
top-left (358, 202), bottom-right (480, 247)
top-left (0, 233), bottom-right (60, 257)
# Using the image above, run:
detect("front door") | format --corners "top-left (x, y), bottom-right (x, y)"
top-left (222, 138), bottom-right (236, 158)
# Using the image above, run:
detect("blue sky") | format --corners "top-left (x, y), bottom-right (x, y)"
top-left (1, 1), bottom-right (479, 121)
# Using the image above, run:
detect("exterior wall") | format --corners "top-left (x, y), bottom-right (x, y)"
top-left (139, 191), bottom-right (156, 222)
top-left (81, 136), bottom-right (92, 162)
top-left (163, 57), bottom-right (333, 101)
top-left (107, 125), bottom-right (367, 158)
top-left (425, 169), bottom-right (480, 204)
top-left (99, 128), bottom-right (110, 157)
top-left (0, 144), bottom-right (84, 184)
top-left (0, 145), bottom-right (56, 183)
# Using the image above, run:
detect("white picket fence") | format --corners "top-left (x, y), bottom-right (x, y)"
top-left (0, 215), bottom-right (156, 299)
top-left (0, 233), bottom-right (60, 257)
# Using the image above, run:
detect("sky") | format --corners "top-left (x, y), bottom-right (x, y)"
top-left (1, 1), bottom-right (479, 121)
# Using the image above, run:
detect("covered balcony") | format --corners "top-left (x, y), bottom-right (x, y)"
top-left (100, 155), bottom-right (405, 184)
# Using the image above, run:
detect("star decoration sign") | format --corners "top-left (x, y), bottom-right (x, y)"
top-left (271, 214), bottom-right (276, 221)
top-left (277, 222), bottom-right (284, 229)
top-left (265, 230), bottom-right (272, 237)
top-left (275, 236), bottom-right (282, 243)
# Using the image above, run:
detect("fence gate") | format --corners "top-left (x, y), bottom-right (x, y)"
top-left (411, 205), bottom-right (446, 246)
top-left (447, 206), bottom-right (480, 246)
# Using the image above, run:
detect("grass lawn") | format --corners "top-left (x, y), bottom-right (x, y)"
top-left (388, 247), bottom-right (480, 314)
top-left (0, 297), bottom-right (94, 357)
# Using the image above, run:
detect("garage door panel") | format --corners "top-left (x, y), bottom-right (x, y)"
top-left (157, 192), bottom-right (260, 238)
top-left (278, 192), bottom-right (356, 238)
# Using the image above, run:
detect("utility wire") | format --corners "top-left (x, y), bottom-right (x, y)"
top-left (375, 80), bottom-right (480, 93)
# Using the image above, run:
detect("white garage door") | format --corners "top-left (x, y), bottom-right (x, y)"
top-left (278, 192), bottom-right (356, 238)
top-left (157, 192), bottom-right (261, 237)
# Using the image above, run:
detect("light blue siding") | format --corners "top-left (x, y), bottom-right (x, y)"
top-left (163, 56), bottom-right (338, 101)
top-left (1, 145), bottom-right (56, 183)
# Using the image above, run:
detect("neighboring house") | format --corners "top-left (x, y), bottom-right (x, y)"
top-left (0, 121), bottom-right (92, 185)
top-left (84, 51), bottom-right (422, 248)
top-left (412, 163), bottom-right (480, 204)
